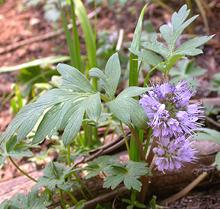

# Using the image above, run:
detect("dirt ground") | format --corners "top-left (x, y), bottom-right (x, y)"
top-left (0, 0), bottom-right (220, 208)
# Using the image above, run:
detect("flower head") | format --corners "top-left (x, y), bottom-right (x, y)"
top-left (153, 136), bottom-right (196, 172)
top-left (139, 81), bottom-right (203, 138)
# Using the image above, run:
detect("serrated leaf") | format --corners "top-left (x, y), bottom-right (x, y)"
top-left (0, 190), bottom-right (50, 209)
top-left (103, 160), bottom-right (149, 192)
top-left (103, 174), bottom-right (124, 190)
top-left (84, 155), bottom-right (118, 179)
top-left (36, 162), bottom-right (75, 191)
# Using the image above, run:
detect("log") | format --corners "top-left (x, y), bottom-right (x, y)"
top-left (0, 141), bottom-right (219, 206)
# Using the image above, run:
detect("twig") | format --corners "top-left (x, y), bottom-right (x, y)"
top-left (0, 8), bottom-right (101, 55)
top-left (162, 171), bottom-right (208, 205)
top-left (70, 186), bottom-right (128, 209)
top-left (72, 132), bottom-right (130, 167)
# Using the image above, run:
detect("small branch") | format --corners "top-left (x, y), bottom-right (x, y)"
top-left (162, 171), bottom-right (208, 205)
top-left (9, 156), bottom-right (37, 183)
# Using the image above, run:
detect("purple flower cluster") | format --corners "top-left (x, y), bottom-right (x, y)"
top-left (140, 81), bottom-right (203, 172)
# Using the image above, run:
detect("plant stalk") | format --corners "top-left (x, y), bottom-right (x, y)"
top-left (9, 156), bottom-right (37, 182)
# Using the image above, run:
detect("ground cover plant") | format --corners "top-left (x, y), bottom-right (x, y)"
top-left (0, 1), bottom-right (220, 209)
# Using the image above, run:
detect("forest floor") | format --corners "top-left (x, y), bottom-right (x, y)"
top-left (0, 0), bottom-right (220, 208)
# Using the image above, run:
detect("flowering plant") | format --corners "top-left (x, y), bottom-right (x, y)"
top-left (0, 3), bottom-right (214, 209)
top-left (140, 81), bottom-right (203, 171)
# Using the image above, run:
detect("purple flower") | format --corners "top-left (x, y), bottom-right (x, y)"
top-left (139, 81), bottom-right (203, 138)
top-left (153, 136), bottom-right (196, 172)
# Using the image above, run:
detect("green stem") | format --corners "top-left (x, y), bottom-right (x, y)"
top-left (66, 191), bottom-right (78, 205)
top-left (73, 173), bottom-right (92, 199)
top-left (129, 126), bottom-right (145, 161)
top-left (143, 128), bottom-right (152, 154)
top-left (9, 156), bottom-right (37, 182)
top-left (119, 121), bottom-right (130, 157)
top-left (59, 189), bottom-right (67, 209)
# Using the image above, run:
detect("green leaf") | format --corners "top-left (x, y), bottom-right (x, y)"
top-left (84, 155), bottom-right (118, 179)
top-left (107, 87), bottom-right (147, 127)
top-left (36, 162), bottom-right (76, 191)
top-left (129, 5), bottom-right (147, 54)
top-left (118, 87), bottom-right (148, 98)
top-left (103, 161), bottom-right (149, 192)
top-left (0, 190), bottom-right (50, 209)
top-left (174, 35), bottom-right (214, 56)
top-left (170, 59), bottom-right (206, 83)
top-left (62, 107), bottom-right (84, 146)
top-left (85, 92), bottom-right (101, 122)
top-left (159, 4), bottom-right (198, 52)
top-left (33, 103), bottom-right (66, 144)
top-left (139, 49), bottom-right (163, 67)
top-left (210, 72), bottom-right (220, 94)
top-left (142, 34), bottom-right (167, 58)
top-left (215, 152), bottom-right (220, 170)
top-left (57, 63), bottom-right (93, 92)
top-left (192, 128), bottom-right (220, 144)
top-left (1, 64), bottom-right (101, 146)
top-left (75, 0), bottom-right (96, 68)
top-left (89, 53), bottom-right (121, 99)
top-left (141, 4), bottom-right (212, 71)
top-left (104, 53), bottom-right (121, 98)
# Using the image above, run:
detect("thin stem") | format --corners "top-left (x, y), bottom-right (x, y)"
top-left (73, 172), bottom-right (92, 199)
top-left (119, 121), bottom-right (130, 157)
top-left (143, 128), bottom-right (152, 154)
top-left (59, 189), bottom-right (67, 209)
top-left (9, 156), bottom-right (37, 182)
top-left (66, 191), bottom-right (78, 205)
